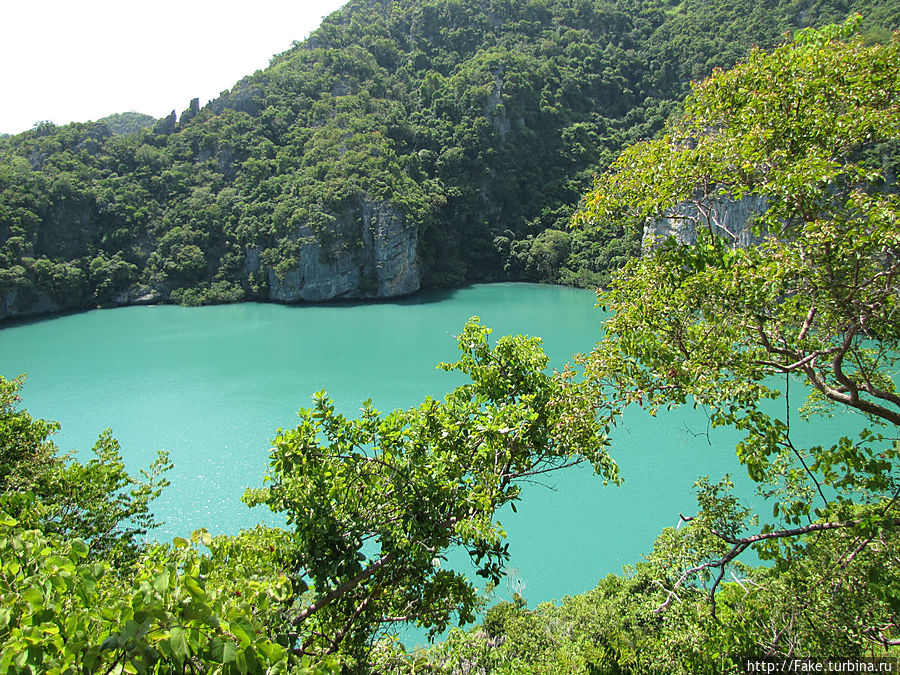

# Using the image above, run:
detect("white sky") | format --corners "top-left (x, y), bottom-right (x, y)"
top-left (0, 0), bottom-right (348, 135)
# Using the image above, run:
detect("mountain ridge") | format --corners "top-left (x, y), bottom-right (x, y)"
top-left (1, 0), bottom-right (897, 321)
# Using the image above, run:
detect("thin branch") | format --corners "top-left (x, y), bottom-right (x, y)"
top-left (710, 518), bottom-right (900, 547)
top-left (656, 517), bottom-right (900, 619)
top-left (709, 562), bottom-right (729, 621)
top-left (797, 306), bottom-right (816, 342)
top-left (784, 374), bottom-right (829, 511)
top-left (323, 586), bottom-right (380, 656)
top-left (655, 540), bottom-right (750, 614)
top-left (291, 550), bottom-right (399, 627)
top-left (505, 457), bottom-right (585, 480)
top-left (652, 580), bottom-right (682, 614)
top-left (831, 326), bottom-right (860, 401)
top-left (754, 348), bottom-right (832, 373)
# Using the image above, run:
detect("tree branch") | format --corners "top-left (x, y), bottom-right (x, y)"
top-left (656, 517), bottom-right (900, 618)
top-left (797, 306), bottom-right (816, 342)
top-left (709, 518), bottom-right (900, 547)
top-left (801, 361), bottom-right (900, 426)
top-left (291, 550), bottom-right (400, 627)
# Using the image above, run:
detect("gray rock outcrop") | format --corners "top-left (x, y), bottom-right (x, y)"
top-left (642, 194), bottom-right (768, 252)
top-left (251, 198), bottom-right (420, 303)
top-left (0, 288), bottom-right (61, 323)
top-left (113, 284), bottom-right (163, 306)
top-left (153, 111), bottom-right (177, 136)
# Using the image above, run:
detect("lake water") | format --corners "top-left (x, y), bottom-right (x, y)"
top-left (0, 282), bottom-right (826, 612)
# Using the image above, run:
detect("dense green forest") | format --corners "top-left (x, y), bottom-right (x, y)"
top-left (2, 0), bottom-right (899, 320)
top-left (2, 13), bottom-right (900, 672)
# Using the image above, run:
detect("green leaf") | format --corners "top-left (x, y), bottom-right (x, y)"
top-left (152, 570), bottom-right (170, 594)
top-left (70, 539), bottom-right (89, 558)
top-left (21, 586), bottom-right (43, 610)
top-left (256, 640), bottom-right (285, 663)
top-left (0, 647), bottom-right (14, 675)
top-left (230, 619), bottom-right (253, 648)
top-left (235, 648), bottom-right (248, 675)
top-left (100, 635), bottom-right (120, 651)
top-left (183, 575), bottom-right (207, 603)
top-left (169, 627), bottom-right (189, 660)
top-left (222, 641), bottom-right (239, 665)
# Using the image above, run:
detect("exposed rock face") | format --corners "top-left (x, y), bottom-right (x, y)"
top-left (642, 194), bottom-right (768, 252)
top-left (0, 283), bottom-right (164, 323)
top-left (208, 78), bottom-right (265, 117)
top-left (153, 111), bottom-right (177, 136)
top-left (113, 285), bottom-right (163, 306)
top-left (0, 290), bottom-right (16, 323)
top-left (252, 198), bottom-right (420, 303)
top-left (179, 98), bottom-right (201, 126)
top-left (0, 199), bottom-right (419, 323)
top-left (0, 288), bottom-right (61, 323)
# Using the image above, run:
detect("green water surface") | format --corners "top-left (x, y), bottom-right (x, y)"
top-left (0, 283), bottom-right (779, 608)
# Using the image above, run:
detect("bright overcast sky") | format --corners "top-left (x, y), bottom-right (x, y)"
top-left (0, 0), bottom-right (348, 135)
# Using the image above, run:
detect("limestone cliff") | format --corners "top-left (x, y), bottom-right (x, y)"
top-left (0, 288), bottom-right (60, 323)
top-left (642, 194), bottom-right (768, 252)
top-left (251, 198), bottom-right (419, 303)
top-left (0, 198), bottom-right (418, 323)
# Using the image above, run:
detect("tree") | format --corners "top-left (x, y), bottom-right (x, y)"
top-left (0, 320), bottom-right (614, 673)
top-left (243, 317), bottom-right (618, 666)
top-left (575, 18), bottom-right (900, 658)
top-left (0, 500), bottom-right (328, 675)
top-left (0, 375), bottom-right (340, 674)
top-left (0, 375), bottom-right (171, 566)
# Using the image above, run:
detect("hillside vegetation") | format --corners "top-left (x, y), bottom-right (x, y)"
top-left (2, 0), bottom-right (897, 319)
top-left (1, 12), bottom-right (899, 675)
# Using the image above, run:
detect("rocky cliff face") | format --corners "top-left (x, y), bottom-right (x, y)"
top-left (252, 198), bottom-right (420, 303)
top-left (642, 194), bottom-right (768, 252)
top-left (0, 199), bottom-right (419, 323)
top-left (0, 288), bottom-right (61, 324)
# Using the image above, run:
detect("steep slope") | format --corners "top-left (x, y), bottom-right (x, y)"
top-left (1, 0), bottom-right (897, 320)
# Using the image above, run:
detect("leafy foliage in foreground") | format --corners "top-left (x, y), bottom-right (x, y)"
top-left (555, 18), bottom-right (898, 671)
top-left (243, 317), bottom-right (617, 666)
top-left (0, 510), bottom-right (309, 675)
top-left (428, 509), bottom-right (900, 673)
top-left (2, 0), bottom-right (897, 319)
top-left (0, 375), bottom-right (327, 674)
top-left (0, 318), bottom-right (615, 673)
top-left (580, 17), bottom-right (900, 549)
top-left (0, 375), bottom-right (171, 566)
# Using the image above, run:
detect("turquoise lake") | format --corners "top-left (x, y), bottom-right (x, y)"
top-left (0, 282), bottom-right (836, 611)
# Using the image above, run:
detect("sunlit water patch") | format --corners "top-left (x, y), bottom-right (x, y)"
top-left (1, 283), bottom-right (845, 616)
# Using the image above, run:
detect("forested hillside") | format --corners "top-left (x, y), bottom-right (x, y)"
top-left (2, 14), bottom-right (900, 674)
top-left (1, 0), bottom-right (897, 320)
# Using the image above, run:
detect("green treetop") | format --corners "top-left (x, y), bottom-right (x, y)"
top-left (575, 16), bottom-right (900, 661)
top-left (243, 317), bottom-right (617, 665)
